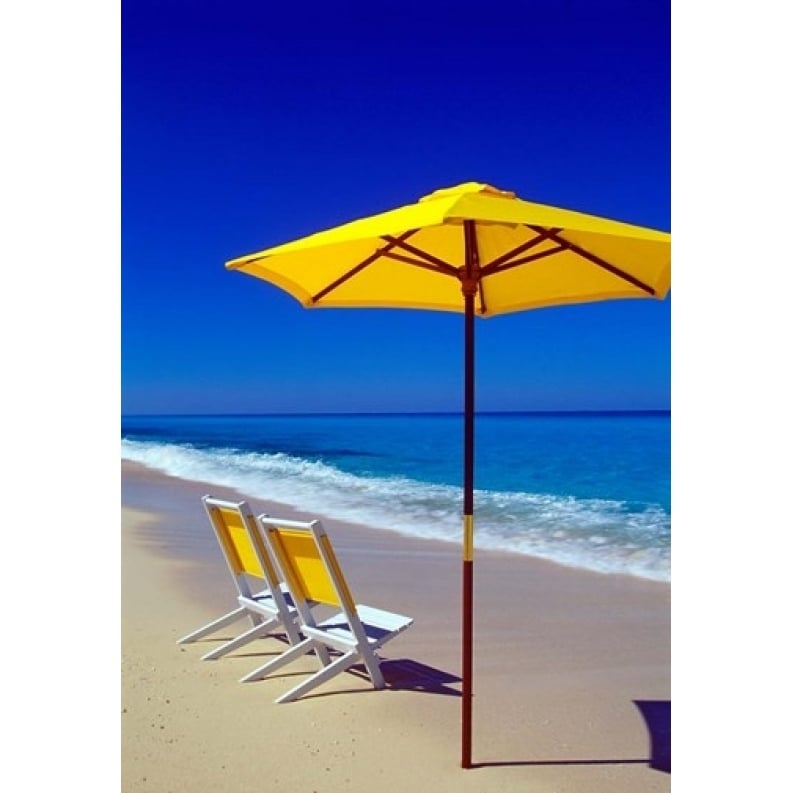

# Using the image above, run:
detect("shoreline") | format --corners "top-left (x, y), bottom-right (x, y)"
top-left (121, 459), bottom-right (670, 792)
top-left (120, 446), bottom-right (670, 585)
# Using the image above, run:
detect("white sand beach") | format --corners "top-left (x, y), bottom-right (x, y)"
top-left (121, 459), bottom-right (670, 792)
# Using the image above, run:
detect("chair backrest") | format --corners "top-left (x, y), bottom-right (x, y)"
top-left (246, 513), bottom-right (413, 700)
top-left (258, 516), bottom-right (356, 616)
top-left (202, 496), bottom-right (283, 600)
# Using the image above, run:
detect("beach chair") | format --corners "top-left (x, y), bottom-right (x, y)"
top-left (176, 496), bottom-right (321, 663)
top-left (240, 515), bottom-right (414, 703)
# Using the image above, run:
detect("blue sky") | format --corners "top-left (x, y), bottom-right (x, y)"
top-left (122, 0), bottom-right (670, 414)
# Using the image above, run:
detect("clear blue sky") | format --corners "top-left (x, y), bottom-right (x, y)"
top-left (121, 0), bottom-right (670, 415)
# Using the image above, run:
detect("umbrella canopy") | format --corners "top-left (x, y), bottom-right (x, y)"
top-left (227, 182), bottom-right (670, 315)
top-left (226, 182), bottom-right (671, 768)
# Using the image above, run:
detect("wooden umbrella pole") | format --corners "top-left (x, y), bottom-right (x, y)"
top-left (461, 289), bottom-right (475, 769)
top-left (461, 219), bottom-right (478, 769)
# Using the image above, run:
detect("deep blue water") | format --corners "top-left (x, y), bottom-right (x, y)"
top-left (121, 412), bottom-right (670, 581)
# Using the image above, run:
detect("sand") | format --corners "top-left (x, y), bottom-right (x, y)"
top-left (121, 460), bottom-right (670, 792)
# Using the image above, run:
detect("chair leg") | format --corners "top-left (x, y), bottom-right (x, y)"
top-left (279, 615), bottom-right (304, 647)
top-left (239, 636), bottom-right (315, 683)
top-left (359, 648), bottom-right (386, 689)
top-left (275, 650), bottom-right (361, 703)
top-left (200, 615), bottom-right (280, 661)
top-left (313, 643), bottom-right (332, 666)
top-left (176, 606), bottom-right (250, 644)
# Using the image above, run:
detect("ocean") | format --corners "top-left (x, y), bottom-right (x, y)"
top-left (121, 412), bottom-right (670, 582)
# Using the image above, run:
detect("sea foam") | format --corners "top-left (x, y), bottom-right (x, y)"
top-left (121, 438), bottom-right (670, 582)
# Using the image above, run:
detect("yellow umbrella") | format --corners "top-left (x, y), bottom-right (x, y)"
top-left (227, 181), bottom-right (671, 768)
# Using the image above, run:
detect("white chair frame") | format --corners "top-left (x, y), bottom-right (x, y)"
top-left (240, 515), bottom-right (413, 702)
top-left (177, 496), bottom-right (312, 662)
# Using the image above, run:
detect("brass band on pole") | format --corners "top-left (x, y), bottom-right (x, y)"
top-left (463, 514), bottom-right (474, 562)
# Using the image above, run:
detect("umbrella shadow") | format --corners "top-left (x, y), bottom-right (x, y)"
top-left (473, 699), bottom-right (670, 773)
top-left (635, 699), bottom-right (671, 772)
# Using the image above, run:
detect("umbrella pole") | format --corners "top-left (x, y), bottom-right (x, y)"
top-left (461, 289), bottom-right (475, 769)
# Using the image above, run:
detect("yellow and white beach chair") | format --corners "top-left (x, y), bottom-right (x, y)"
top-left (177, 496), bottom-right (320, 662)
top-left (240, 515), bottom-right (414, 702)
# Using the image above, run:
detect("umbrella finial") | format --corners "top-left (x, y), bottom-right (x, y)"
top-left (419, 182), bottom-right (516, 202)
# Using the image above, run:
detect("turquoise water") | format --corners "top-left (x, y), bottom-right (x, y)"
top-left (121, 412), bottom-right (670, 581)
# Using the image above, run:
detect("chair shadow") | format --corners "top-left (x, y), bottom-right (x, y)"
top-left (238, 657), bottom-right (462, 702)
top-left (337, 658), bottom-right (461, 698)
top-left (473, 699), bottom-right (670, 774)
top-left (380, 658), bottom-right (463, 697)
top-left (196, 639), bottom-right (462, 699)
top-left (186, 632), bottom-right (293, 659)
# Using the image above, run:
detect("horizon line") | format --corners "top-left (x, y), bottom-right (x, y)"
top-left (121, 408), bottom-right (671, 419)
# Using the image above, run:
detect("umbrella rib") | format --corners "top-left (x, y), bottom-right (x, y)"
top-left (531, 226), bottom-right (658, 296)
top-left (381, 235), bottom-right (459, 276)
top-left (310, 230), bottom-right (418, 304)
top-left (478, 227), bottom-right (563, 275)
top-left (481, 244), bottom-right (567, 275)
top-left (381, 249), bottom-right (462, 278)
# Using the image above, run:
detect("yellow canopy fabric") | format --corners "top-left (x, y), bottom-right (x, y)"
top-left (226, 181), bottom-right (671, 316)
